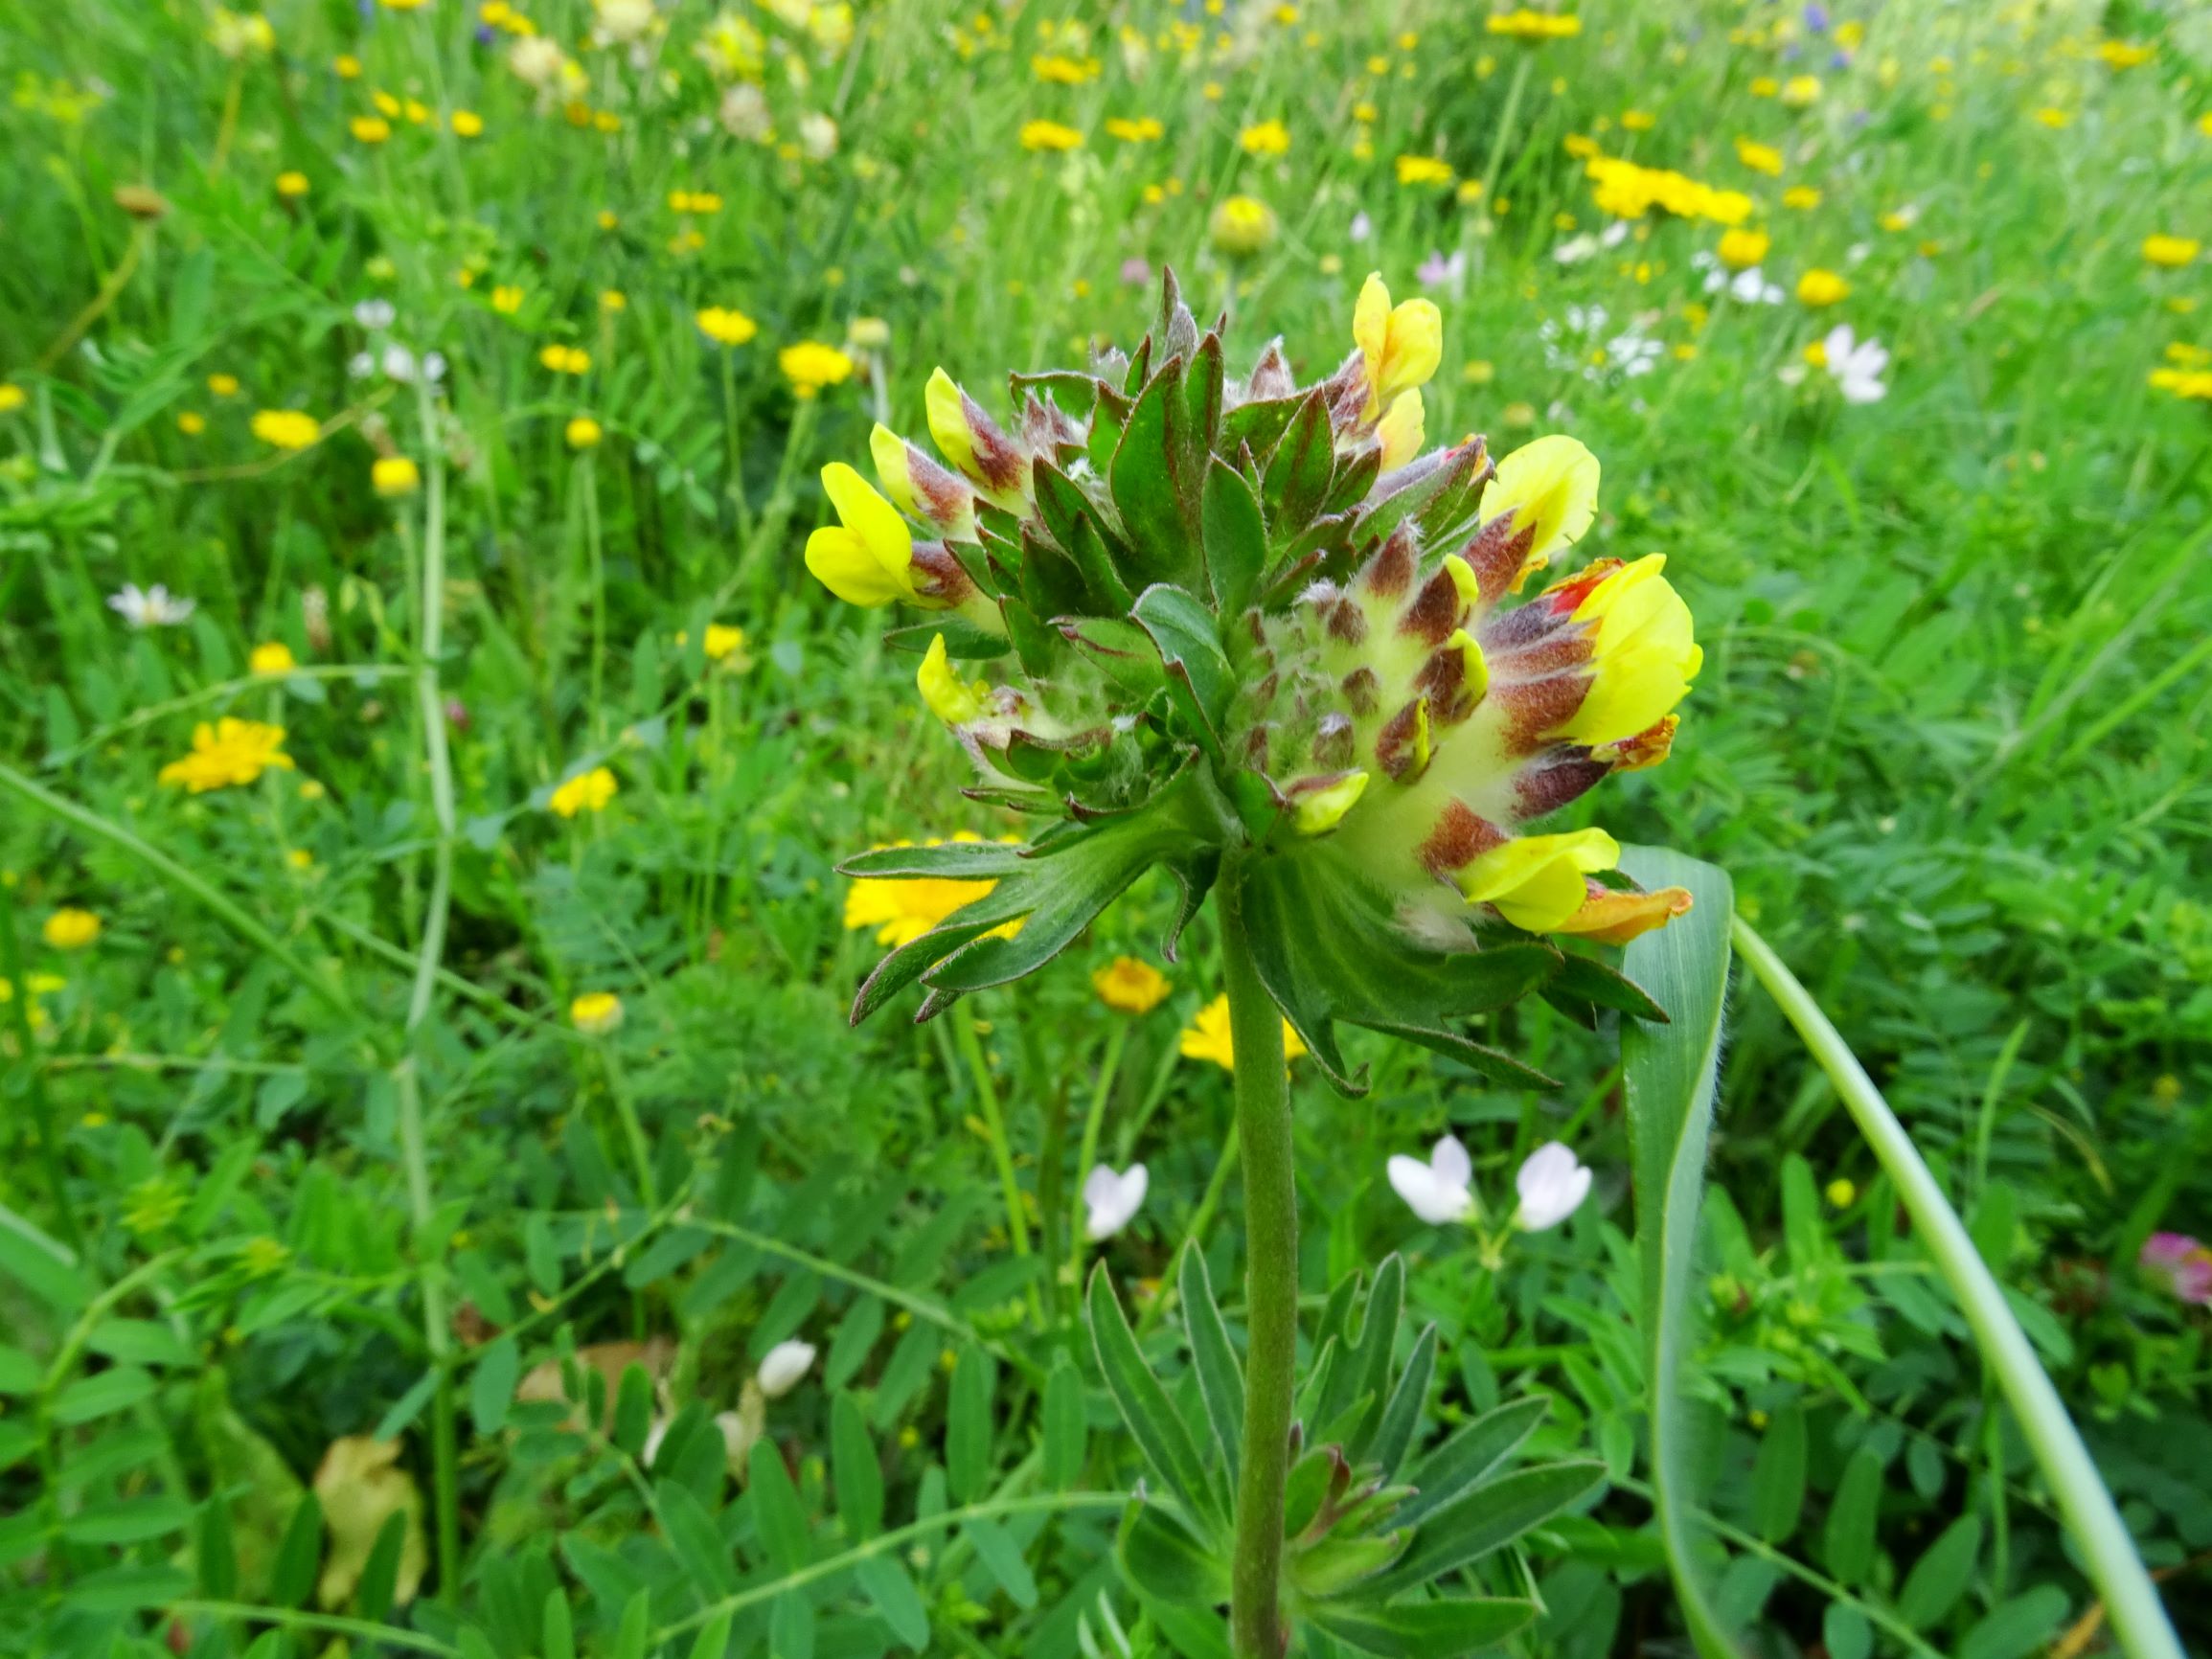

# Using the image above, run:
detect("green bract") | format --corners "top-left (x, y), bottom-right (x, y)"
top-left (833, 273), bottom-right (1688, 1087)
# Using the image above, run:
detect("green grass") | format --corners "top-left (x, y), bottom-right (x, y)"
top-left (2, 0), bottom-right (2209, 1654)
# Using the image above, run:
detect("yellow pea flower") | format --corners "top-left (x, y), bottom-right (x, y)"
top-left (1555, 555), bottom-right (1702, 744)
top-left (918, 635), bottom-right (989, 724)
top-left (1353, 272), bottom-right (1443, 421)
top-left (805, 463), bottom-right (918, 606)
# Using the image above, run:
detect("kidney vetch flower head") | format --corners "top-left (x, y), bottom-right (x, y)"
top-left (816, 272), bottom-right (1699, 1089)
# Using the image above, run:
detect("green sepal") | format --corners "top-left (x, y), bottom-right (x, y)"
top-left (997, 594), bottom-right (1060, 682)
top-left (1200, 457), bottom-right (1268, 615)
top-left (1111, 356), bottom-right (1201, 590)
top-left (1130, 583), bottom-right (1233, 761)
top-left (1263, 391), bottom-right (1337, 548)
top-left (1351, 439), bottom-right (1490, 553)
top-left (882, 617), bottom-right (1011, 661)
top-left (1061, 615), bottom-right (1169, 700)
top-left (1282, 1446), bottom-right (1335, 1538)
top-left (1323, 445), bottom-right (1382, 519)
top-left (1542, 951), bottom-right (1669, 1026)
top-left (1233, 847), bottom-right (1563, 1094)
top-left (1222, 394), bottom-right (1306, 461)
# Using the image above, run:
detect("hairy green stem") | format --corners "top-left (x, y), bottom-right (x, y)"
top-left (1732, 918), bottom-right (2182, 1659)
top-left (1221, 886), bottom-right (1293, 1659)
top-left (397, 378), bottom-right (463, 1600)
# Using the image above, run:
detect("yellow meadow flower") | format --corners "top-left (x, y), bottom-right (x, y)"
top-left (374, 456), bottom-right (422, 496)
top-left (43, 909), bottom-right (102, 950)
top-left (159, 719), bottom-right (295, 792)
top-left (1178, 994), bottom-right (1309, 1072)
top-left (1395, 154), bottom-right (1455, 188)
top-left (250, 642), bottom-right (298, 676)
top-left (696, 306), bottom-right (759, 347)
top-left (276, 170), bottom-right (310, 197)
top-left (571, 991), bottom-right (625, 1034)
top-left (549, 766), bottom-right (618, 817)
top-left (566, 416), bottom-right (604, 449)
top-left (1485, 10), bottom-right (1580, 39)
top-left (2143, 235), bottom-right (2201, 269)
top-left (1717, 228), bottom-right (1769, 269)
top-left (1796, 267), bottom-right (1850, 307)
top-left (842, 834), bottom-right (1014, 946)
top-left (779, 341), bottom-right (856, 398)
top-left (452, 109), bottom-right (485, 137)
top-left (251, 409), bottom-right (319, 450)
top-left (1019, 120), bottom-right (1083, 152)
top-left (1735, 137), bottom-right (1784, 176)
top-left (1093, 956), bottom-right (1171, 1014)
top-left (351, 115), bottom-right (391, 145)
top-left (1106, 116), bottom-right (1164, 143)
top-left (1240, 119), bottom-right (1291, 156)
top-left (1210, 194), bottom-right (1277, 257)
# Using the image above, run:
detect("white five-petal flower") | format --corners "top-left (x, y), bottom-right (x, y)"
top-left (1514, 1142), bottom-right (1593, 1232)
top-left (1387, 1134), bottom-right (1475, 1226)
top-left (106, 582), bottom-right (196, 628)
top-left (1083, 1162), bottom-right (1150, 1241)
top-left (1821, 324), bottom-right (1889, 404)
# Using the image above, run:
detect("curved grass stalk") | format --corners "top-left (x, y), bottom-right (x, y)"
top-left (1731, 917), bottom-right (2184, 1659)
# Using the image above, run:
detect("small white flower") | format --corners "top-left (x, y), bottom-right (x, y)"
top-left (353, 299), bottom-right (396, 330)
top-left (1514, 1142), bottom-right (1592, 1232)
top-left (107, 582), bottom-right (195, 628)
top-left (1822, 324), bottom-right (1889, 404)
top-left (1553, 233), bottom-right (1602, 266)
top-left (1083, 1162), bottom-right (1149, 1240)
top-left (1729, 266), bottom-right (1785, 305)
top-left (798, 111), bottom-right (839, 160)
top-left (715, 1407), bottom-right (761, 1472)
top-left (1348, 211), bottom-right (1373, 244)
top-left (719, 82), bottom-right (771, 141)
top-left (1387, 1134), bottom-right (1474, 1227)
top-left (348, 351), bottom-right (376, 380)
top-left (756, 1339), bottom-right (817, 1398)
top-left (1600, 219), bottom-right (1630, 249)
top-left (1609, 330), bottom-right (1663, 377)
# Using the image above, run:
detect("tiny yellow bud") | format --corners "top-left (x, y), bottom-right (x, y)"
top-left (1292, 771), bottom-right (1369, 835)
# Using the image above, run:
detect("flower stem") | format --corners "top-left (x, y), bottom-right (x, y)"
top-left (1731, 918), bottom-right (2183, 1659)
top-left (398, 376), bottom-right (462, 1601)
top-left (1220, 885), bottom-right (1293, 1659)
top-left (953, 1012), bottom-right (1041, 1326)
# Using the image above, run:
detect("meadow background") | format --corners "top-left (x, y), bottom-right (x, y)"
top-left (2, 0), bottom-right (2210, 1654)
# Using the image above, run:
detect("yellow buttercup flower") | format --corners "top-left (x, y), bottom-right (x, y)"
top-left (0, 384), bottom-right (26, 415)
top-left (566, 416), bottom-right (603, 449)
top-left (1553, 555), bottom-right (1701, 744)
top-left (1394, 155), bottom-right (1454, 189)
top-left (539, 344), bottom-right (591, 375)
top-left (208, 373), bottom-right (240, 398)
top-left (696, 306), bottom-right (759, 347)
top-left (1353, 272), bottom-right (1443, 422)
top-left (571, 991), bottom-right (625, 1034)
top-left (1019, 120), bottom-right (1083, 152)
top-left (1239, 119), bottom-right (1290, 156)
top-left (43, 909), bottom-right (102, 950)
top-left (1105, 116), bottom-right (1164, 143)
top-left (1735, 137), bottom-right (1783, 176)
top-left (491, 284), bottom-right (525, 315)
top-left (1782, 186), bottom-right (1821, 210)
top-left (251, 409), bottom-right (320, 450)
top-left (779, 341), bottom-right (855, 398)
top-left (549, 766), bottom-right (618, 818)
top-left (1092, 956), bottom-right (1171, 1014)
top-left (1485, 9), bottom-right (1580, 39)
top-left (374, 456), bottom-right (422, 496)
top-left (1796, 268), bottom-right (1850, 307)
top-left (1179, 994), bottom-right (1309, 1072)
top-left (842, 834), bottom-right (1011, 946)
top-left (2142, 235), bottom-right (2201, 269)
top-left (452, 110), bottom-right (485, 137)
top-left (250, 642), bottom-right (298, 676)
top-left (351, 115), bottom-right (391, 145)
top-left (1717, 228), bottom-right (1769, 269)
top-left (159, 719), bottom-right (295, 793)
top-left (806, 464), bottom-right (919, 607)
top-left (276, 170), bottom-right (310, 197)
top-left (703, 624), bottom-right (746, 662)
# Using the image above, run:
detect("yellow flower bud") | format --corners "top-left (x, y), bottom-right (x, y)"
top-left (1457, 828), bottom-right (1619, 932)
top-left (1292, 771), bottom-right (1369, 835)
top-left (918, 635), bottom-right (989, 724)
top-left (1481, 435), bottom-right (1599, 579)
top-left (1556, 555), bottom-right (1701, 744)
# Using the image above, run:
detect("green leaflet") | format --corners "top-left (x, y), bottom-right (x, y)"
top-left (1618, 846), bottom-right (1747, 1659)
